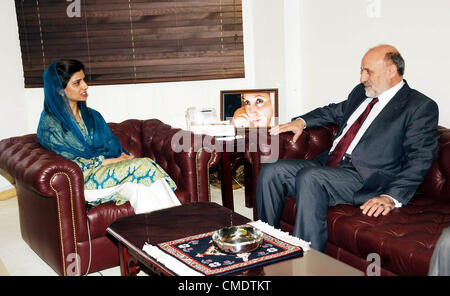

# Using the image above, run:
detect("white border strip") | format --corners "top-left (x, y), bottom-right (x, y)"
top-left (248, 220), bottom-right (311, 251)
top-left (142, 243), bottom-right (204, 276)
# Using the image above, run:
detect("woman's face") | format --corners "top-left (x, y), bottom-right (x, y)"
top-left (241, 92), bottom-right (273, 127)
top-left (64, 70), bottom-right (88, 104)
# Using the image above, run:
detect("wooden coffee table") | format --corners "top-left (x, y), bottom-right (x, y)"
top-left (106, 202), bottom-right (363, 276)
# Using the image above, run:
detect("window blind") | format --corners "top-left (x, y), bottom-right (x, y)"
top-left (15, 0), bottom-right (244, 88)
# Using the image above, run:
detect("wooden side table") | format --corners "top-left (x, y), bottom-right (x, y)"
top-left (216, 133), bottom-right (252, 212)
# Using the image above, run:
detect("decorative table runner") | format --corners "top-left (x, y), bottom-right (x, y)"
top-left (143, 220), bottom-right (311, 276)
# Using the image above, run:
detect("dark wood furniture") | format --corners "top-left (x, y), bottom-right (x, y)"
top-left (217, 134), bottom-right (253, 211)
top-left (106, 202), bottom-right (363, 276)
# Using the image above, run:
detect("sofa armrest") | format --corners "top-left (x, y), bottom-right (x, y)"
top-left (246, 125), bottom-right (337, 164)
top-left (141, 119), bottom-right (221, 203)
top-left (0, 135), bottom-right (92, 275)
top-left (0, 134), bottom-right (89, 234)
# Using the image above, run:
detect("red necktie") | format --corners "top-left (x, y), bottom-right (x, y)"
top-left (326, 97), bottom-right (379, 166)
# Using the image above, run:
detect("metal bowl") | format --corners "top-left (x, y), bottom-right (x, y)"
top-left (212, 226), bottom-right (263, 254)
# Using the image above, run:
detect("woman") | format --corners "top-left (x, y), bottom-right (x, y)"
top-left (37, 59), bottom-right (180, 214)
top-left (231, 92), bottom-right (274, 128)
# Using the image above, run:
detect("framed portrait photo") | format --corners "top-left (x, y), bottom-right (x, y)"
top-left (220, 88), bottom-right (279, 128)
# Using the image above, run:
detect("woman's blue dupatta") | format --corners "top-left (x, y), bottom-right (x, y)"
top-left (37, 61), bottom-right (124, 160)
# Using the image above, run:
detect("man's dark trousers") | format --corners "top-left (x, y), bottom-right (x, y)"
top-left (256, 157), bottom-right (363, 252)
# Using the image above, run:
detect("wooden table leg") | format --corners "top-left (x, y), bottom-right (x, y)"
top-left (118, 242), bottom-right (139, 276)
top-left (244, 160), bottom-right (252, 208)
top-left (220, 149), bottom-right (234, 211)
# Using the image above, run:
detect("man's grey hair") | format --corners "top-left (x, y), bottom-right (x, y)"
top-left (385, 51), bottom-right (405, 76)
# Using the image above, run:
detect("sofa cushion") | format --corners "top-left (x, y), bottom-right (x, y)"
top-left (327, 196), bottom-right (450, 275)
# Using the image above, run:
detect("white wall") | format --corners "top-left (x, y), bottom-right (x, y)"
top-left (289, 0), bottom-right (450, 126)
top-left (251, 0), bottom-right (285, 119)
top-left (1, 0), bottom-right (449, 142)
top-left (0, 1), bottom-right (28, 140)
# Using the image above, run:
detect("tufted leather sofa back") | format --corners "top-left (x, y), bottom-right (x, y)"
top-left (108, 119), bottom-right (144, 158)
top-left (109, 118), bottom-right (221, 203)
top-left (416, 126), bottom-right (450, 203)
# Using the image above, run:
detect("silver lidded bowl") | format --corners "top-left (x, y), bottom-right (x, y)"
top-left (212, 226), bottom-right (263, 254)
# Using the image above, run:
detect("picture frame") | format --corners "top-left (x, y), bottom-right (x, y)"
top-left (220, 88), bottom-right (279, 128)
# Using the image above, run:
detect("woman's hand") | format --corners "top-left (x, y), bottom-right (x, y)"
top-left (102, 152), bottom-right (134, 166)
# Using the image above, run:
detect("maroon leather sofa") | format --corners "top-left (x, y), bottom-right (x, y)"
top-left (0, 119), bottom-right (220, 275)
top-left (247, 125), bottom-right (450, 276)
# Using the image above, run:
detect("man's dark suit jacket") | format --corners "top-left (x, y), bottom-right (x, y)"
top-left (295, 80), bottom-right (439, 205)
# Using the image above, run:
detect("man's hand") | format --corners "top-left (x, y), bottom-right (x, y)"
top-left (360, 195), bottom-right (395, 217)
top-left (269, 118), bottom-right (306, 143)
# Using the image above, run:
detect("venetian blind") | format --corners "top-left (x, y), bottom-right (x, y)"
top-left (15, 0), bottom-right (244, 88)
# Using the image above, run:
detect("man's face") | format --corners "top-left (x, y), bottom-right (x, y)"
top-left (360, 51), bottom-right (392, 98)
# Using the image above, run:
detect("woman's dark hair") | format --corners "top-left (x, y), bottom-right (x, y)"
top-left (56, 59), bottom-right (85, 88)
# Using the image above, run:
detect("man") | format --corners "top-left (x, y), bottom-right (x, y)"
top-left (257, 44), bottom-right (439, 252)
